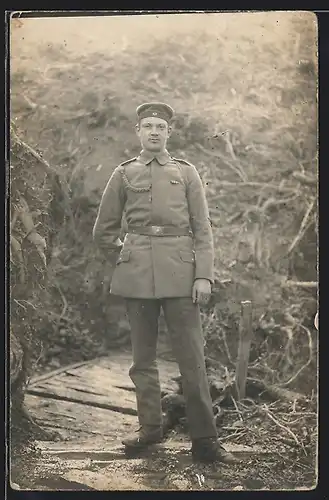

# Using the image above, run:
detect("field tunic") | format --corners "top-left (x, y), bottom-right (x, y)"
top-left (93, 150), bottom-right (214, 298)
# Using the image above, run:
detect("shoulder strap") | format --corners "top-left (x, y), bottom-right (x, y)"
top-left (171, 157), bottom-right (194, 167)
top-left (118, 157), bottom-right (137, 167)
top-left (171, 157), bottom-right (194, 191)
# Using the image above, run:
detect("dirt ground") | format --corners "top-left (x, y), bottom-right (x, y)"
top-left (10, 353), bottom-right (317, 492)
top-left (11, 435), bottom-right (316, 491)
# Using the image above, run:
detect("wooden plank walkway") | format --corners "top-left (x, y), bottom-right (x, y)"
top-left (25, 350), bottom-right (180, 442)
top-left (20, 349), bottom-right (279, 491)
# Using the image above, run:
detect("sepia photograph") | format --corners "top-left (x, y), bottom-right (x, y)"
top-left (8, 10), bottom-right (318, 491)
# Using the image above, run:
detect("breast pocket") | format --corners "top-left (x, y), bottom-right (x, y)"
top-left (165, 171), bottom-right (186, 205)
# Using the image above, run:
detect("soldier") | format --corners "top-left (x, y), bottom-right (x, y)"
top-left (93, 102), bottom-right (236, 463)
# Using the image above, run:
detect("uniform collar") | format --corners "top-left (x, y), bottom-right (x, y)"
top-left (138, 149), bottom-right (171, 165)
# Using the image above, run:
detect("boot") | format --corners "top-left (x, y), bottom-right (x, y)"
top-left (122, 426), bottom-right (163, 449)
top-left (191, 437), bottom-right (239, 464)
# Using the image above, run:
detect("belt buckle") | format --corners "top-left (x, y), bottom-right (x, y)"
top-left (151, 225), bottom-right (164, 236)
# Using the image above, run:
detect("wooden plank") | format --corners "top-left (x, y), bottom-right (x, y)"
top-left (28, 359), bottom-right (98, 386)
top-left (36, 379), bottom-right (116, 398)
top-left (41, 367), bottom-right (139, 399)
top-left (26, 394), bottom-right (136, 438)
top-left (55, 357), bottom-right (179, 395)
top-left (30, 379), bottom-right (137, 408)
top-left (28, 351), bottom-right (133, 387)
top-left (26, 385), bottom-right (138, 415)
top-left (235, 301), bottom-right (253, 400)
top-left (29, 351), bottom-right (179, 394)
top-left (33, 380), bottom-right (109, 399)
top-left (64, 364), bottom-right (131, 386)
top-left (25, 351), bottom-right (180, 447)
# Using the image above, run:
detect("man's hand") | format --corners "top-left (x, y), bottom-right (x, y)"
top-left (192, 278), bottom-right (212, 305)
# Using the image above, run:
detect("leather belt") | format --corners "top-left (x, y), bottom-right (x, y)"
top-left (128, 225), bottom-right (193, 237)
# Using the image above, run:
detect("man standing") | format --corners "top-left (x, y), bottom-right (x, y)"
top-left (93, 102), bottom-right (235, 463)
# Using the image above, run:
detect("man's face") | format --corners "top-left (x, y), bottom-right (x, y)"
top-left (136, 116), bottom-right (172, 152)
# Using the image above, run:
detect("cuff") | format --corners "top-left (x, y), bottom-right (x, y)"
top-left (195, 260), bottom-right (214, 284)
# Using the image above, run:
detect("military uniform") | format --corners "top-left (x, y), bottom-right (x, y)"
top-left (93, 103), bottom-right (235, 462)
top-left (93, 150), bottom-right (214, 298)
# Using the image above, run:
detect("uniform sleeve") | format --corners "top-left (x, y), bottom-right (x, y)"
top-left (185, 164), bottom-right (214, 283)
top-left (92, 167), bottom-right (126, 251)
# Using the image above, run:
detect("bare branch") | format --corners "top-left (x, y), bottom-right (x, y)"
top-left (288, 199), bottom-right (316, 255)
top-left (262, 404), bottom-right (301, 447)
top-left (13, 299), bottom-right (37, 310)
top-left (227, 211), bottom-right (244, 224)
top-left (55, 283), bottom-right (68, 320)
top-left (282, 280), bottom-right (318, 289)
top-left (196, 144), bottom-right (247, 181)
top-left (230, 395), bottom-right (244, 421)
top-left (260, 193), bottom-right (299, 212)
top-left (292, 171), bottom-right (317, 186)
top-left (280, 324), bottom-right (313, 387)
top-left (13, 299), bottom-right (27, 311)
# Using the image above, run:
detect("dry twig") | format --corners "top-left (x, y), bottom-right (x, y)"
top-left (55, 284), bottom-right (68, 320)
top-left (288, 199), bottom-right (315, 255)
top-left (13, 299), bottom-right (37, 311)
top-left (262, 404), bottom-right (301, 447)
top-left (196, 143), bottom-right (247, 181)
top-left (292, 171), bottom-right (317, 186)
top-left (280, 324), bottom-right (313, 388)
top-left (281, 280), bottom-right (318, 289)
top-left (231, 395), bottom-right (244, 421)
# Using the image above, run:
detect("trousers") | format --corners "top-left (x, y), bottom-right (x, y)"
top-left (125, 297), bottom-right (218, 440)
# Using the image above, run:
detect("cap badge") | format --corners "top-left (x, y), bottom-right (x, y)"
top-left (152, 112), bottom-right (158, 116)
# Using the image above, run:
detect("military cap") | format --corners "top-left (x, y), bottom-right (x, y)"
top-left (136, 102), bottom-right (175, 123)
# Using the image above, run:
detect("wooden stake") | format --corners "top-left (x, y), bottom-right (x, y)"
top-left (235, 300), bottom-right (253, 400)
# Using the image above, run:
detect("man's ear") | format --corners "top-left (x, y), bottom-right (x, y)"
top-left (167, 125), bottom-right (173, 137)
top-left (135, 123), bottom-right (140, 136)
